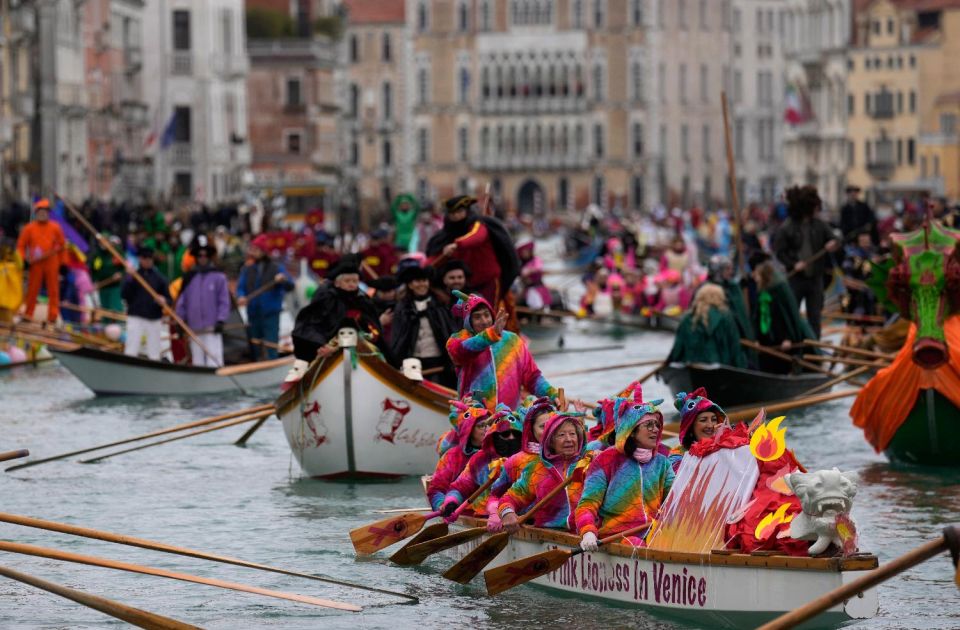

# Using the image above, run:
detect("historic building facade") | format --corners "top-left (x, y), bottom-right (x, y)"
top-left (406, 0), bottom-right (649, 214)
top-left (0, 0), bottom-right (35, 203)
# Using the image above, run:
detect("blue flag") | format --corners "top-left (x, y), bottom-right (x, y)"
top-left (159, 111), bottom-right (178, 150)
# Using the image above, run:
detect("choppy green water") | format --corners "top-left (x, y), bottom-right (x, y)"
top-left (1, 326), bottom-right (958, 629)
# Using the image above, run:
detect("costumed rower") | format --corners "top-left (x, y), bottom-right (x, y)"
top-left (439, 407), bottom-right (521, 520)
top-left (236, 236), bottom-right (294, 360)
top-left (389, 263), bottom-right (457, 389)
top-left (575, 394), bottom-right (674, 549)
top-left (485, 397), bottom-right (556, 532)
top-left (749, 251), bottom-right (817, 374)
top-left (122, 246), bottom-right (171, 361)
top-left (175, 241), bottom-right (231, 367)
top-left (16, 198), bottom-right (66, 324)
top-left (667, 283), bottom-right (747, 368)
top-left (446, 290), bottom-right (557, 410)
top-left (427, 403), bottom-right (492, 511)
top-left (499, 414), bottom-right (592, 532)
top-left (668, 388), bottom-right (727, 472)
top-left (426, 195), bottom-right (520, 313)
top-left (706, 255), bottom-right (754, 345)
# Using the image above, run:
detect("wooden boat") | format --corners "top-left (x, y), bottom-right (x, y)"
top-left (885, 389), bottom-right (960, 466)
top-left (49, 345), bottom-right (293, 396)
top-left (443, 516), bottom-right (879, 628)
top-left (275, 345), bottom-right (454, 479)
top-left (660, 362), bottom-right (832, 409)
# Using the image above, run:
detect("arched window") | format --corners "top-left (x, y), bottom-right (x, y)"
top-left (592, 61), bottom-right (604, 100)
top-left (521, 126), bottom-right (530, 154)
top-left (534, 67), bottom-right (543, 97)
top-left (458, 0), bottom-right (470, 32)
top-left (575, 124), bottom-right (584, 150)
top-left (575, 64), bottom-right (584, 97)
top-left (482, 67), bottom-right (491, 100)
top-left (548, 66), bottom-right (556, 96)
top-left (417, 67), bottom-right (430, 105)
top-left (496, 65), bottom-right (504, 98)
top-left (535, 125), bottom-right (543, 154)
top-left (349, 83), bottom-right (360, 117)
top-left (561, 125), bottom-right (569, 153)
top-left (481, 126), bottom-right (490, 156)
top-left (508, 66), bottom-right (517, 97)
top-left (560, 65), bottom-right (569, 96)
top-left (548, 125), bottom-right (556, 153)
top-left (382, 82), bottom-right (392, 119)
top-left (417, 0), bottom-right (429, 31)
top-left (496, 125), bottom-right (504, 153)
top-left (459, 67), bottom-right (471, 104)
top-left (479, 0), bottom-right (492, 31)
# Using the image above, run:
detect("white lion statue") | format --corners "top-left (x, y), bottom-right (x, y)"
top-left (784, 468), bottom-right (859, 556)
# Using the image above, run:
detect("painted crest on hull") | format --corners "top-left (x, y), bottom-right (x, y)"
top-left (376, 398), bottom-right (412, 443)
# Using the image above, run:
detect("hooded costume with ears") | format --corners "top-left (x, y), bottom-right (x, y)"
top-left (668, 388), bottom-right (727, 471)
top-left (442, 407), bottom-right (521, 516)
top-left (575, 397), bottom-right (674, 542)
top-left (427, 403), bottom-right (491, 510)
top-left (498, 414), bottom-right (592, 531)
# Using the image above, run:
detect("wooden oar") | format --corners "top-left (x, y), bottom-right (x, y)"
top-left (350, 509), bottom-right (441, 555)
top-left (0, 449), bottom-right (29, 463)
top-left (61, 302), bottom-right (127, 322)
top-left (794, 365), bottom-right (873, 398)
top-left (0, 563), bottom-right (200, 630)
top-left (374, 508), bottom-right (432, 514)
top-left (802, 353), bottom-right (891, 370)
top-left (58, 195), bottom-right (246, 394)
top-left (740, 339), bottom-right (839, 379)
top-left (757, 526), bottom-right (958, 630)
top-left (79, 410), bottom-right (274, 463)
top-left (0, 540), bottom-right (360, 611)
top-left (389, 468), bottom-right (504, 565)
top-left (234, 415), bottom-right (271, 446)
top-left (546, 358), bottom-right (662, 379)
top-left (726, 389), bottom-right (861, 423)
top-left (484, 523), bottom-right (650, 595)
top-left (92, 271), bottom-right (124, 291)
top-left (786, 247), bottom-right (830, 279)
top-left (6, 404), bottom-right (273, 472)
top-left (821, 311), bottom-right (887, 323)
top-left (803, 339), bottom-right (895, 361)
top-left (407, 471), bottom-right (579, 572)
top-left (0, 511), bottom-right (418, 605)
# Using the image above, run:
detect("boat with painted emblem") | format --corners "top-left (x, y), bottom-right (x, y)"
top-left (442, 516), bottom-right (879, 629)
top-left (660, 362), bottom-right (832, 409)
top-left (49, 345), bottom-right (293, 396)
top-left (275, 341), bottom-right (454, 479)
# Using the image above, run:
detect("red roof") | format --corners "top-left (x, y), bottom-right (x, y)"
top-left (342, 0), bottom-right (405, 24)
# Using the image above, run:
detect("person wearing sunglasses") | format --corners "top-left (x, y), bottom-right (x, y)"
top-left (575, 394), bottom-right (675, 550)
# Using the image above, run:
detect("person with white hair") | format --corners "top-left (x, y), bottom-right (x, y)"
top-left (666, 283), bottom-right (746, 367)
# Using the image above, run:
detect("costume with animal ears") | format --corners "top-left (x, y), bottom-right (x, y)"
top-left (446, 290), bottom-right (556, 410)
top-left (426, 403), bottom-right (490, 510)
top-left (575, 394), bottom-right (674, 544)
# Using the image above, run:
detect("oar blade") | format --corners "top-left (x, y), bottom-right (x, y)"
top-left (349, 512), bottom-right (427, 555)
top-left (389, 522), bottom-right (449, 565)
top-left (484, 549), bottom-right (572, 596)
top-left (442, 532), bottom-right (509, 584)
top-left (391, 527), bottom-right (486, 566)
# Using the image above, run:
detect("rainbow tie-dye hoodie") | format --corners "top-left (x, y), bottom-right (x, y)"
top-left (485, 398), bottom-right (555, 515)
top-left (427, 405), bottom-right (489, 510)
top-left (498, 414), bottom-right (592, 531)
top-left (446, 292), bottom-right (556, 410)
top-left (575, 398), bottom-right (675, 540)
top-left (443, 409), bottom-right (519, 514)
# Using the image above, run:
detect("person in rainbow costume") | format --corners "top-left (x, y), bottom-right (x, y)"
top-left (446, 290), bottom-right (557, 410)
top-left (575, 393), bottom-right (675, 549)
top-left (439, 406), bottom-right (522, 520)
top-left (427, 403), bottom-right (492, 511)
top-left (668, 388), bottom-right (728, 472)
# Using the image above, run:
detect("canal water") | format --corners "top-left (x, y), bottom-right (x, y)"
top-left (1, 316), bottom-right (958, 627)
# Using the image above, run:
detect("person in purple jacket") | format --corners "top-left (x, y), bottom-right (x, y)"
top-left (175, 242), bottom-right (231, 366)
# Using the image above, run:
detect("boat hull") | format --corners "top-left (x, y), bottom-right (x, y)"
top-left (660, 362), bottom-right (831, 409)
top-left (50, 346), bottom-right (292, 396)
top-left (885, 389), bottom-right (960, 466)
top-left (444, 519), bottom-right (878, 629)
top-left (276, 349), bottom-right (453, 479)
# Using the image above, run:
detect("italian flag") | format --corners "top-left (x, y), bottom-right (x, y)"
top-left (784, 83), bottom-right (809, 125)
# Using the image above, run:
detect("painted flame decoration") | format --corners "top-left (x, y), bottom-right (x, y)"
top-left (754, 502), bottom-right (794, 540)
top-left (750, 415), bottom-right (788, 462)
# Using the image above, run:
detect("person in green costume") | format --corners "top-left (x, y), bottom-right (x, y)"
top-left (706, 254), bottom-right (756, 366)
top-left (390, 194), bottom-right (420, 252)
top-left (749, 252), bottom-right (817, 374)
top-left (667, 283), bottom-right (746, 367)
top-left (88, 235), bottom-right (125, 318)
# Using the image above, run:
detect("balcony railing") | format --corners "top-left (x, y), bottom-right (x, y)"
top-left (124, 46), bottom-right (143, 73)
top-left (866, 158), bottom-right (896, 181)
top-left (170, 142), bottom-right (193, 165)
top-left (472, 153), bottom-right (591, 171)
top-left (870, 106), bottom-right (894, 120)
top-left (212, 54), bottom-right (249, 79)
top-left (170, 52), bottom-right (193, 76)
top-left (476, 96), bottom-right (590, 115)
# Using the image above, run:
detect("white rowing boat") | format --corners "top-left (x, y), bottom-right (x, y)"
top-left (275, 345), bottom-right (455, 479)
top-left (49, 346), bottom-right (293, 396)
top-left (444, 517), bottom-right (879, 629)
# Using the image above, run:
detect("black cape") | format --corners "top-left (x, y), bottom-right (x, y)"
top-left (389, 295), bottom-right (457, 363)
top-left (425, 211), bottom-right (521, 296)
top-left (292, 284), bottom-right (386, 362)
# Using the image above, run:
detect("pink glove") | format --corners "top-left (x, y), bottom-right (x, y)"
top-left (486, 512), bottom-right (503, 532)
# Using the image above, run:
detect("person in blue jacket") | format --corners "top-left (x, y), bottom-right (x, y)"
top-left (237, 237), bottom-right (294, 360)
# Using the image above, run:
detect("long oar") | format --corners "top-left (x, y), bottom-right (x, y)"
top-left (803, 339), bottom-right (895, 361)
top-left (794, 365), bottom-right (873, 398)
top-left (484, 523), bottom-right (650, 596)
top-left (0, 512), bottom-right (418, 606)
top-left (726, 389), bottom-right (861, 423)
top-left (822, 311), bottom-right (887, 324)
top-left (739, 339), bottom-right (844, 380)
top-left (0, 564), bottom-right (200, 630)
top-left (0, 540), bottom-right (360, 611)
top-left (441, 473), bottom-right (580, 583)
top-left (758, 525), bottom-right (959, 630)
top-left (802, 354), bottom-right (891, 370)
top-left (546, 358), bottom-right (662, 379)
top-left (350, 509), bottom-right (441, 555)
top-left (234, 415), bottom-right (272, 446)
top-left (389, 468), bottom-right (503, 565)
top-left (58, 195), bottom-right (246, 394)
top-left (79, 410), bottom-right (274, 464)
top-left (0, 449), bottom-right (29, 463)
top-left (7, 404), bottom-right (274, 472)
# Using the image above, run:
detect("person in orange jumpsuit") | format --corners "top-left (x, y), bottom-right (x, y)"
top-left (16, 199), bottom-right (65, 323)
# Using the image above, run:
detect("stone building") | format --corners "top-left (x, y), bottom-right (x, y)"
top-left (341, 0), bottom-right (407, 229)
top-left (406, 0), bottom-right (650, 214)
top-left (142, 0), bottom-right (251, 203)
top-left (781, 0), bottom-right (851, 210)
top-left (0, 0), bottom-right (35, 203)
top-left (84, 0), bottom-right (151, 202)
top-left (247, 37), bottom-right (340, 215)
top-left (847, 0), bottom-right (960, 204)
top-left (730, 0), bottom-right (787, 206)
